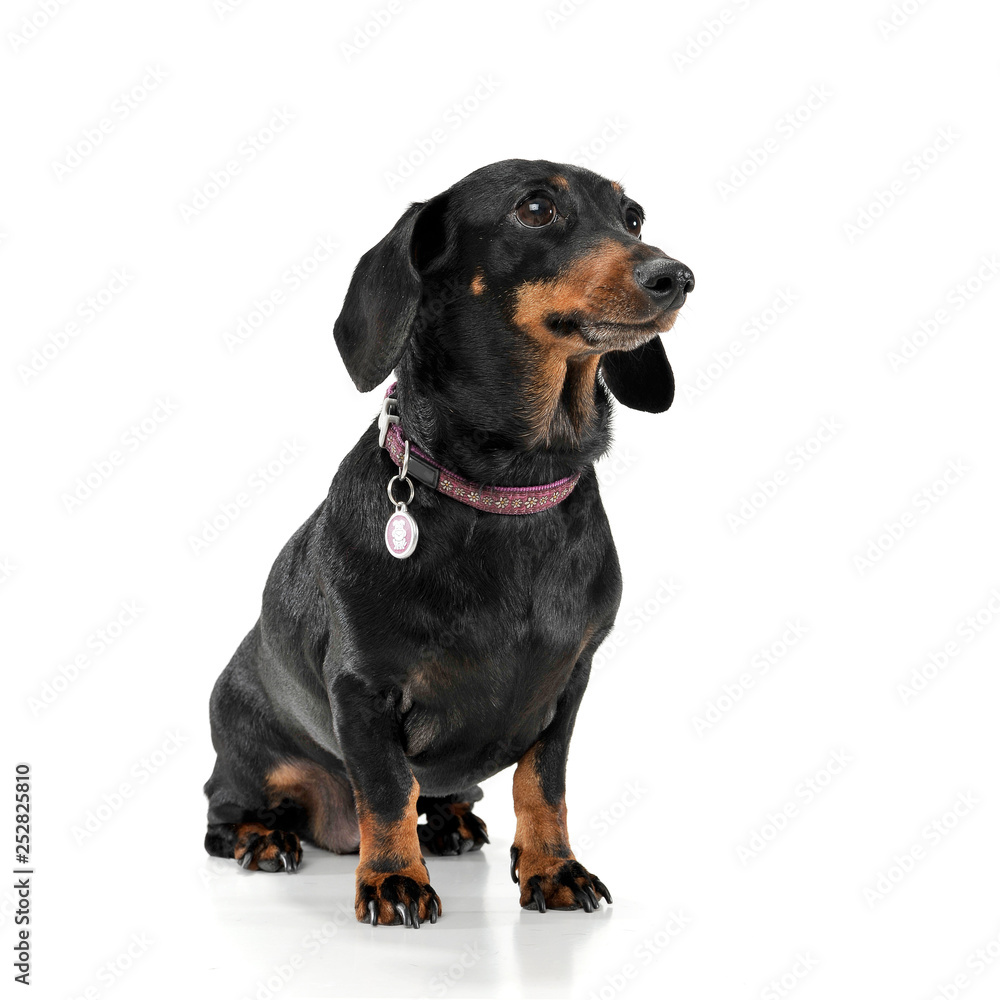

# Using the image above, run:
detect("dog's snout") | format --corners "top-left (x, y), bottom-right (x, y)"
top-left (634, 258), bottom-right (695, 308)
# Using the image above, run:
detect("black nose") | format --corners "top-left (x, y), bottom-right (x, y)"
top-left (634, 258), bottom-right (695, 308)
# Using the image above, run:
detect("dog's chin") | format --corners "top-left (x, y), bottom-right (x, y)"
top-left (579, 310), bottom-right (679, 353)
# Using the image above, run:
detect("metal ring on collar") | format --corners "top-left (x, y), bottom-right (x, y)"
top-left (386, 474), bottom-right (415, 506)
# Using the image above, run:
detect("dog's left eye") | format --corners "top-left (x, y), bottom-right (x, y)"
top-left (515, 197), bottom-right (557, 228)
top-left (625, 208), bottom-right (642, 238)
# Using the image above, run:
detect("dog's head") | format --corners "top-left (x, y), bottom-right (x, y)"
top-left (334, 159), bottom-right (693, 446)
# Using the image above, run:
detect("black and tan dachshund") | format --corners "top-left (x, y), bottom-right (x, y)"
top-left (203, 158), bottom-right (694, 927)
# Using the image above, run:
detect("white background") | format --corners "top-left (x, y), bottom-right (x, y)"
top-left (5, 0), bottom-right (1000, 997)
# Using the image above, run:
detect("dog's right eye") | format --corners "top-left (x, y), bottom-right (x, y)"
top-left (515, 196), bottom-right (557, 228)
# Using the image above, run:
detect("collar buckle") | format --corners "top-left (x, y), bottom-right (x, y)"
top-left (377, 396), bottom-right (400, 449)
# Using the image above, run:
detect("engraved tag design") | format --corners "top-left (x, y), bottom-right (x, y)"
top-left (385, 504), bottom-right (418, 559)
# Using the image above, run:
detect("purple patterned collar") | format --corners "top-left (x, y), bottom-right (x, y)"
top-left (377, 383), bottom-right (582, 517)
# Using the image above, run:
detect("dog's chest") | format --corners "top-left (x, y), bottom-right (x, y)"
top-left (394, 560), bottom-right (599, 759)
top-left (398, 631), bottom-right (584, 759)
top-left (338, 473), bottom-right (622, 767)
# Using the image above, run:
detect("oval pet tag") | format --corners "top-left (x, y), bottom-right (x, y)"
top-left (385, 503), bottom-right (418, 559)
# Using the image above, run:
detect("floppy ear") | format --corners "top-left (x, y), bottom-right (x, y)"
top-left (600, 335), bottom-right (675, 413)
top-left (333, 195), bottom-right (449, 392)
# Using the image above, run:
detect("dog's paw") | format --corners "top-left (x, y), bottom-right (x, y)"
top-left (233, 823), bottom-right (302, 872)
top-left (509, 846), bottom-right (611, 912)
top-left (355, 859), bottom-right (441, 928)
top-left (418, 801), bottom-right (490, 856)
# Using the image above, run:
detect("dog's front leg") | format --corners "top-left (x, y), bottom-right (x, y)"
top-left (509, 665), bottom-right (613, 913)
top-left (330, 672), bottom-right (441, 928)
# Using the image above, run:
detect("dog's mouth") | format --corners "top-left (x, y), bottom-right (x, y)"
top-left (546, 307), bottom-right (681, 352)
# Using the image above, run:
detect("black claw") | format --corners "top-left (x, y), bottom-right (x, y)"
top-left (395, 902), bottom-right (409, 927)
top-left (409, 901), bottom-right (421, 929)
top-left (577, 889), bottom-right (594, 913)
top-left (429, 898), bottom-right (438, 924)
top-left (584, 886), bottom-right (599, 909)
top-left (510, 846), bottom-right (520, 884)
top-left (279, 852), bottom-right (291, 872)
top-left (458, 836), bottom-right (474, 855)
top-left (239, 851), bottom-right (253, 869)
top-left (593, 878), bottom-right (613, 904)
top-left (469, 816), bottom-right (490, 845)
top-left (532, 885), bottom-right (547, 913)
top-left (368, 900), bottom-right (378, 926)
